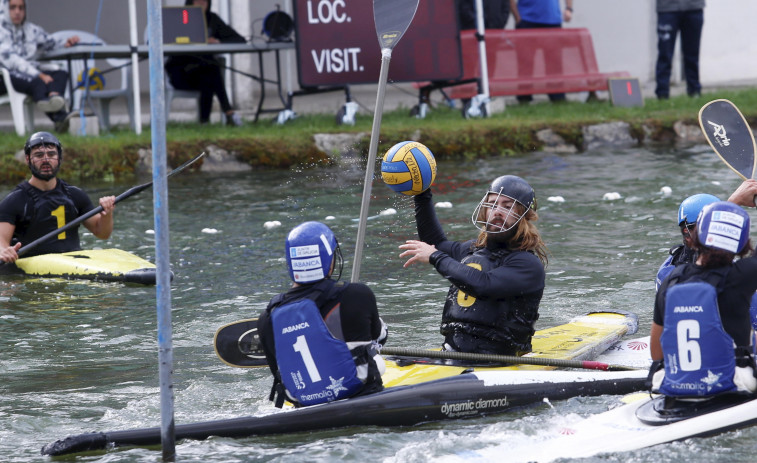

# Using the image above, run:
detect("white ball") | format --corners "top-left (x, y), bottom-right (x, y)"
top-left (660, 186), bottom-right (672, 196)
top-left (435, 201), bottom-right (453, 208)
top-left (263, 221), bottom-right (282, 229)
top-left (547, 196), bottom-right (565, 203)
top-left (603, 192), bottom-right (622, 200)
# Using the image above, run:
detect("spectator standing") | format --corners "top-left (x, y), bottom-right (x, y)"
top-left (655, 0), bottom-right (705, 99)
top-left (509, 0), bottom-right (572, 104)
top-left (0, 0), bottom-right (79, 132)
top-left (164, 0), bottom-right (245, 126)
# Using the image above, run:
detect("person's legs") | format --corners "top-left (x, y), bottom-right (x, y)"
top-left (10, 71), bottom-right (67, 121)
top-left (679, 9), bottom-right (704, 97)
top-left (655, 11), bottom-right (680, 99)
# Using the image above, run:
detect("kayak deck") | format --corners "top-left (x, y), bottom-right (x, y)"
top-left (382, 311), bottom-right (637, 387)
top-left (13, 248), bottom-right (158, 285)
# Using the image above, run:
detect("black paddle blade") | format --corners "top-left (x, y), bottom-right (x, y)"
top-left (373, 0), bottom-right (419, 50)
top-left (699, 99), bottom-right (757, 180)
top-left (213, 318), bottom-right (268, 368)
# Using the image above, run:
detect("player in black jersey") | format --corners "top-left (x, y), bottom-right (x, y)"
top-left (0, 132), bottom-right (116, 263)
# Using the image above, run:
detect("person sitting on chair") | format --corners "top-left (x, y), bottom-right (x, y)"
top-left (164, 0), bottom-right (244, 126)
top-left (0, 0), bottom-right (79, 132)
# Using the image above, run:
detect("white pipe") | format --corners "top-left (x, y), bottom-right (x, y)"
top-left (474, 0), bottom-right (491, 114)
top-left (128, 0), bottom-right (142, 134)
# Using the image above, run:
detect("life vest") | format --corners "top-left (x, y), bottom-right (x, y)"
top-left (440, 247), bottom-right (539, 354)
top-left (14, 180), bottom-right (82, 255)
top-left (659, 268), bottom-right (738, 397)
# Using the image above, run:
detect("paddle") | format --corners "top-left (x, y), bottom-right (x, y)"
top-left (213, 318), bottom-right (641, 371)
top-left (14, 152), bottom-right (205, 258)
top-left (380, 347), bottom-right (642, 372)
top-left (698, 99), bottom-right (757, 204)
top-left (351, 0), bottom-right (420, 282)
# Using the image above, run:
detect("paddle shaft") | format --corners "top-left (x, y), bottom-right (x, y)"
top-left (351, 49), bottom-right (391, 282)
top-left (380, 347), bottom-right (642, 372)
top-left (351, 0), bottom-right (419, 283)
top-left (16, 152), bottom-right (205, 258)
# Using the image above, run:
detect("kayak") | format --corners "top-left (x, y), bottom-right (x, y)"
top-left (42, 310), bottom-right (650, 456)
top-left (41, 368), bottom-right (649, 457)
top-left (382, 311), bottom-right (644, 387)
top-left (10, 248), bottom-right (159, 285)
top-left (450, 392), bottom-right (757, 463)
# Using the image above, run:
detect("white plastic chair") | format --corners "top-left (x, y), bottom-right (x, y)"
top-left (0, 67), bottom-right (36, 135)
top-left (51, 30), bottom-right (135, 131)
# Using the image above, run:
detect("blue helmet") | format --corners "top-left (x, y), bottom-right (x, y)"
top-left (677, 194), bottom-right (720, 227)
top-left (697, 201), bottom-right (750, 254)
top-left (285, 221), bottom-right (342, 284)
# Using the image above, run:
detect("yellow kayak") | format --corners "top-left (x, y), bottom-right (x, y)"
top-left (13, 248), bottom-right (159, 285)
top-left (381, 311), bottom-right (637, 387)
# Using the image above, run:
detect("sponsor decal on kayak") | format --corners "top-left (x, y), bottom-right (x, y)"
top-left (440, 397), bottom-right (510, 418)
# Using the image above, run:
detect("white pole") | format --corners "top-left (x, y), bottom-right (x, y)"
top-left (146, 0), bottom-right (176, 460)
top-left (474, 0), bottom-right (492, 113)
top-left (128, 0), bottom-right (142, 134)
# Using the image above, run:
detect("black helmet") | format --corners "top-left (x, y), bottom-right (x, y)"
top-left (471, 175), bottom-right (535, 233)
top-left (24, 131), bottom-right (63, 160)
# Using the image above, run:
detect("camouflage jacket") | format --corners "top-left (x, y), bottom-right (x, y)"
top-left (0, 19), bottom-right (63, 79)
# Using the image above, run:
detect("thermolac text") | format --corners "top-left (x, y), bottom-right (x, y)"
top-left (311, 48), bottom-right (363, 73)
top-left (307, 0), bottom-right (349, 24)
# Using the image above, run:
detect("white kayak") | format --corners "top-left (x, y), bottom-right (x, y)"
top-left (444, 387), bottom-right (757, 462)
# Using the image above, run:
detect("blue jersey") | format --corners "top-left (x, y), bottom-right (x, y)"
top-left (659, 279), bottom-right (737, 397)
top-left (270, 297), bottom-right (364, 406)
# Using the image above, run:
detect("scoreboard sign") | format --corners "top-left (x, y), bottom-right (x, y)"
top-left (293, 0), bottom-right (462, 87)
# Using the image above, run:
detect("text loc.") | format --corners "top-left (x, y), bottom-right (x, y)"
top-left (306, 0), bottom-right (349, 24)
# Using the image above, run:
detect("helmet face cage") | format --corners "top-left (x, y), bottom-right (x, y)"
top-left (286, 222), bottom-right (341, 284)
top-left (471, 190), bottom-right (528, 233)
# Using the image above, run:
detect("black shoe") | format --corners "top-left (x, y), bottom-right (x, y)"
top-left (53, 111), bottom-right (75, 133)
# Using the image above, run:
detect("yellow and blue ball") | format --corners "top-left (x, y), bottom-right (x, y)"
top-left (380, 141), bottom-right (437, 196)
top-left (76, 68), bottom-right (105, 91)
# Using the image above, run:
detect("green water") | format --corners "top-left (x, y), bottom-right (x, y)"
top-left (1, 144), bottom-right (755, 462)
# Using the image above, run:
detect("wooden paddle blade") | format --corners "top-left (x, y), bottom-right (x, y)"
top-left (213, 318), bottom-right (268, 368)
top-left (373, 0), bottom-right (419, 50)
top-left (698, 99), bottom-right (757, 180)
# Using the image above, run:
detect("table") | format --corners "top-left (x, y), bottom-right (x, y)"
top-left (39, 41), bottom-right (296, 128)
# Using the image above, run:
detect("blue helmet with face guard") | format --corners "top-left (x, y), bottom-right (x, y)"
top-left (697, 201), bottom-right (750, 254)
top-left (285, 221), bottom-right (343, 284)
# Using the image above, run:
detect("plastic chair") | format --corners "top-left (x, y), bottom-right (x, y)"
top-left (51, 30), bottom-right (136, 131)
top-left (0, 67), bottom-right (36, 135)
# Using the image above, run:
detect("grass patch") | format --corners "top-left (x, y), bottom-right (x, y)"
top-left (1, 86), bottom-right (756, 186)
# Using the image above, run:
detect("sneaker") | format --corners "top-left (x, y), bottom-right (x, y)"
top-left (37, 95), bottom-right (66, 113)
top-left (226, 112), bottom-right (243, 127)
